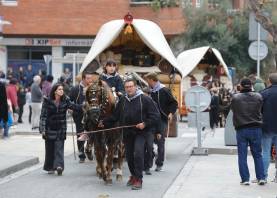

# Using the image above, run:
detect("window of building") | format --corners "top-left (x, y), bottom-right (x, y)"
top-left (1, 0), bottom-right (18, 6)
top-left (130, 0), bottom-right (152, 5)
top-left (196, 0), bottom-right (202, 8)
top-left (208, 0), bottom-right (219, 9)
top-left (7, 46), bottom-right (51, 75)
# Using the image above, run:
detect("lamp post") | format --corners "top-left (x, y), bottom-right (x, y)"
top-left (0, 16), bottom-right (11, 76)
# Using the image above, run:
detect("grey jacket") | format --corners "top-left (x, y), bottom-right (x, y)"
top-left (230, 90), bottom-right (263, 130)
top-left (31, 82), bottom-right (43, 103)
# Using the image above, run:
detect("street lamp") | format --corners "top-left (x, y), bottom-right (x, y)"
top-left (0, 16), bottom-right (11, 39)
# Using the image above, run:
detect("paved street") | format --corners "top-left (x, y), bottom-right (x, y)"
top-left (0, 122), bottom-right (194, 198)
top-left (1, 119), bottom-right (277, 198)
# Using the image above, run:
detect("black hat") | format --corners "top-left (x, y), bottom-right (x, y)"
top-left (240, 78), bottom-right (252, 89)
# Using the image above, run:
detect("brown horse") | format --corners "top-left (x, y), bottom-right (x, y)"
top-left (83, 80), bottom-right (124, 185)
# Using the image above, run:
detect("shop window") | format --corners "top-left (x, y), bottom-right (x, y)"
top-left (8, 50), bottom-right (28, 60)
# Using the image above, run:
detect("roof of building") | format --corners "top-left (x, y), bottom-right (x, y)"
top-left (0, 0), bottom-right (185, 37)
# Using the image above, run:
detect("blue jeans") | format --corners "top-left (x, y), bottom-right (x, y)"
top-left (236, 128), bottom-right (265, 182)
top-left (262, 133), bottom-right (277, 179)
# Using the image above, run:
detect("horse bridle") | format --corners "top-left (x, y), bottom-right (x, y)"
top-left (85, 81), bottom-right (109, 124)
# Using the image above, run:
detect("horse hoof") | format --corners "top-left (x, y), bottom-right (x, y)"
top-left (97, 172), bottom-right (102, 179)
top-left (85, 151), bottom-right (93, 161)
top-left (105, 179), bottom-right (113, 186)
top-left (116, 175), bottom-right (123, 182)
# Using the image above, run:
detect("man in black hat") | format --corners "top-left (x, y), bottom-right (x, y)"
top-left (231, 78), bottom-right (266, 185)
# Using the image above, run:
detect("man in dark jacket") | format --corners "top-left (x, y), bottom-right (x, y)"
top-left (100, 78), bottom-right (160, 190)
top-left (231, 78), bottom-right (266, 185)
top-left (69, 71), bottom-right (94, 163)
top-left (144, 72), bottom-right (178, 172)
top-left (260, 73), bottom-right (277, 182)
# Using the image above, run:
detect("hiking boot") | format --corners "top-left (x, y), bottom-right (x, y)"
top-left (47, 170), bottom-right (55, 174)
top-left (145, 169), bottom-right (152, 175)
top-left (126, 176), bottom-right (135, 186)
top-left (155, 165), bottom-right (163, 172)
top-left (131, 178), bottom-right (142, 190)
top-left (56, 167), bottom-right (63, 176)
top-left (240, 181), bottom-right (250, 186)
top-left (258, 179), bottom-right (266, 185)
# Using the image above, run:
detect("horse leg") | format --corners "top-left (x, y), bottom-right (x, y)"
top-left (85, 136), bottom-right (94, 161)
top-left (104, 143), bottom-right (114, 185)
top-left (116, 142), bottom-right (124, 182)
top-left (94, 145), bottom-right (102, 179)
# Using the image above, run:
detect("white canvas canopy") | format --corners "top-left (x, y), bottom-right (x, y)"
top-left (80, 19), bottom-right (183, 76)
top-left (177, 46), bottom-right (231, 79)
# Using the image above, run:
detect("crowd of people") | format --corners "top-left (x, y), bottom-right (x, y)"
top-left (0, 60), bottom-right (177, 191)
top-left (0, 64), bottom-right (72, 138)
top-left (1, 61), bottom-right (276, 190)
top-left (231, 73), bottom-right (277, 185)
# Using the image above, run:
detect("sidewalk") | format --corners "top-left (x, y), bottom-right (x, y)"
top-left (0, 109), bottom-right (76, 178)
top-left (164, 127), bottom-right (277, 198)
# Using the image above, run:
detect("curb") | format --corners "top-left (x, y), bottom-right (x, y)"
top-left (0, 157), bottom-right (39, 178)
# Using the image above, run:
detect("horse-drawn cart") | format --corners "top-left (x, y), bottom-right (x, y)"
top-left (80, 14), bottom-right (183, 137)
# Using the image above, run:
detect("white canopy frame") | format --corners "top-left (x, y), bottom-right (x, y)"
top-left (177, 46), bottom-right (231, 79)
top-left (80, 19), bottom-right (183, 76)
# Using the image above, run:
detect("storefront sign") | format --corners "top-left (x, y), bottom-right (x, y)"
top-left (0, 38), bottom-right (94, 46)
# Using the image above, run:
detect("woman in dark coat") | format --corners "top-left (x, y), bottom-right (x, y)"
top-left (39, 83), bottom-right (82, 175)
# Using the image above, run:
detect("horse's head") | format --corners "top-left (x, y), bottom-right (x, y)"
top-left (84, 80), bottom-right (115, 129)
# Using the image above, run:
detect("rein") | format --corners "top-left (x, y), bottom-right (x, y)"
top-left (79, 124), bottom-right (137, 135)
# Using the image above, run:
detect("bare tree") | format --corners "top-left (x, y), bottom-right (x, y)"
top-left (248, 0), bottom-right (277, 69)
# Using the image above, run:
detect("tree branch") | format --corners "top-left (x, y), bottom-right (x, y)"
top-left (248, 0), bottom-right (277, 44)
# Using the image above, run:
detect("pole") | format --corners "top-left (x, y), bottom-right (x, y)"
top-left (73, 54), bottom-right (76, 86)
top-left (196, 92), bottom-right (201, 148)
top-left (70, 115), bottom-right (77, 160)
top-left (257, 23), bottom-right (261, 78)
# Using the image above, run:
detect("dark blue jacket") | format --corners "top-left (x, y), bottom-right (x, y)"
top-left (260, 85), bottom-right (277, 134)
top-left (99, 73), bottom-right (124, 94)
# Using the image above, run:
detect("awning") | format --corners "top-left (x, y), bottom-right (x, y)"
top-left (80, 19), bottom-right (183, 76)
top-left (177, 46), bottom-right (231, 79)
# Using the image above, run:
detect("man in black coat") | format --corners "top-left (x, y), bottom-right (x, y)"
top-left (144, 72), bottom-right (178, 172)
top-left (69, 72), bottom-right (94, 163)
top-left (231, 78), bottom-right (265, 185)
top-left (100, 78), bottom-right (160, 190)
top-left (260, 73), bottom-right (277, 182)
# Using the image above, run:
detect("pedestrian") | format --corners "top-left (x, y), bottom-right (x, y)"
top-left (6, 78), bottom-right (19, 123)
top-left (230, 78), bottom-right (266, 185)
top-left (31, 75), bottom-right (43, 130)
top-left (39, 83), bottom-right (82, 175)
top-left (99, 59), bottom-right (124, 97)
top-left (254, 77), bottom-right (265, 92)
top-left (25, 64), bottom-right (35, 87)
top-left (0, 82), bottom-right (9, 138)
top-left (144, 72), bottom-right (178, 172)
top-left (42, 75), bottom-right (54, 97)
top-left (25, 87), bottom-right (32, 124)
top-left (209, 87), bottom-right (219, 130)
top-left (17, 86), bottom-right (26, 123)
top-left (69, 71), bottom-right (94, 163)
top-left (100, 78), bottom-right (160, 190)
top-left (260, 73), bottom-right (277, 182)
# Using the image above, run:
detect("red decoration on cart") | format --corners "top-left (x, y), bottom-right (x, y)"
top-left (124, 13), bottom-right (133, 24)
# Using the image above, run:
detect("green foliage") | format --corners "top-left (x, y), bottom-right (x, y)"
top-left (171, 0), bottom-right (256, 76)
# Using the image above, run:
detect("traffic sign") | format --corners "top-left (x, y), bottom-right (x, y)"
top-left (185, 85), bottom-right (211, 112)
top-left (248, 41), bottom-right (268, 61)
